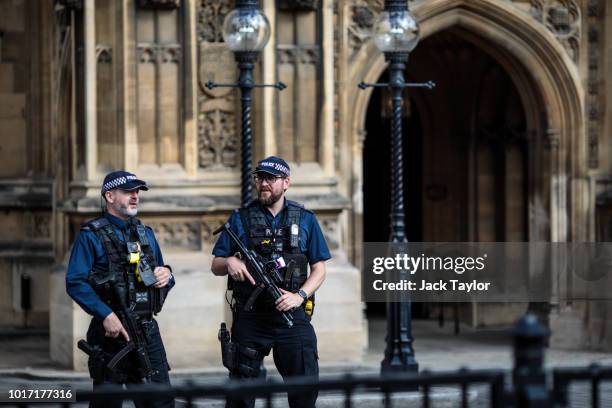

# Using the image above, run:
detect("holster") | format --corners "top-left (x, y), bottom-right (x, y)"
top-left (88, 352), bottom-right (106, 382)
top-left (218, 322), bottom-right (262, 378)
top-left (80, 339), bottom-right (127, 384)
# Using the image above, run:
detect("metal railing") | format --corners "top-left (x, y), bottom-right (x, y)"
top-left (553, 365), bottom-right (612, 408)
top-left (75, 369), bottom-right (505, 407)
top-left (2, 314), bottom-right (612, 407)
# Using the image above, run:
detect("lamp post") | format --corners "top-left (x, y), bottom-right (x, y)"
top-left (358, 0), bottom-right (434, 374)
top-left (206, 0), bottom-right (285, 207)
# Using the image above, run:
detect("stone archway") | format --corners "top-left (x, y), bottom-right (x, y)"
top-left (345, 0), bottom-right (585, 267)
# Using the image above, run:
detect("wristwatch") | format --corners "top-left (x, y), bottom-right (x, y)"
top-left (297, 289), bottom-right (308, 303)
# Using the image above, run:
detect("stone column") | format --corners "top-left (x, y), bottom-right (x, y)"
top-left (320, 0), bottom-right (335, 176)
top-left (183, 0), bottom-right (199, 176)
top-left (84, 0), bottom-right (98, 180)
top-left (122, 0), bottom-right (138, 171)
top-left (262, 0), bottom-right (277, 157)
top-left (50, 0), bottom-right (100, 370)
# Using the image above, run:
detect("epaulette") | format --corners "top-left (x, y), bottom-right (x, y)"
top-left (141, 224), bottom-right (156, 237)
top-left (130, 217), bottom-right (150, 231)
top-left (80, 217), bottom-right (110, 232)
top-left (287, 199), bottom-right (313, 214)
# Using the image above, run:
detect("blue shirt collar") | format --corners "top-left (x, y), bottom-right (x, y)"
top-left (258, 197), bottom-right (288, 219)
top-left (103, 212), bottom-right (132, 230)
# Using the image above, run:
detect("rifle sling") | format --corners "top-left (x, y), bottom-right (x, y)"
top-left (107, 342), bottom-right (135, 369)
top-left (244, 286), bottom-right (264, 311)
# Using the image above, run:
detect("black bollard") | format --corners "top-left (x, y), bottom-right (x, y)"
top-left (512, 313), bottom-right (550, 408)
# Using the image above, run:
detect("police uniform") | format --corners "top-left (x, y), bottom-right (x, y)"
top-left (213, 160), bottom-right (331, 408)
top-left (66, 171), bottom-right (175, 408)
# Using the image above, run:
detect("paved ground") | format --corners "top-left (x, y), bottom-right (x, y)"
top-left (1, 318), bottom-right (611, 407)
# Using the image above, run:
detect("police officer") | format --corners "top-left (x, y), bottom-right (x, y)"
top-left (66, 171), bottom-right (175, 408)
top-left (211, 156), bottom-right (330, 408)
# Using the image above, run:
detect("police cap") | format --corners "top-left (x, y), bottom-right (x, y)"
top-left (101, 170), bottom-right (149, 195)
top-left (253, 156), bottom-right (290, 177)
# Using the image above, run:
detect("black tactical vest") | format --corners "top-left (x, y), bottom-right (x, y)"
top-left (232, 200), bottom-right (309, 307)
top-left (82, 217), bottom-right (167, 317)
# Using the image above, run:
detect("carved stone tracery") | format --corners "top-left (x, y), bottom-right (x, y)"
top-left (198, 0), bottom-right (233, 43)
top-left (348, 3), bottom-right (381, 56)
top-left (529, 0), bottom-right (581, 62)
top-left (277, 46), bottom-right (320, 66)
top-left (148, 221), bottom-right (201, 250)
top-left (161, 46), bottom-right (182, 63)
top-left (26, 212), bottom-right (52, 239)
top-left (198, 95), bottom-right (239, 169)
top-left (197, 1), bottom-right (239, 170)
top-left (333, 3), bottom-right (340, 167)
top-left (137, 44), bottom-right (181, 64)
top-left (348, 1), bottom-right (582, 64)
top-left (585, 0), bottom-right (605, 168)
top-left (202, 217), bottom-right (228, 245)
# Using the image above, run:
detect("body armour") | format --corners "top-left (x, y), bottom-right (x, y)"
top-left (232, 201), bottom-right (309, 308)
top-left (82, 217), bottom-right (168, 317)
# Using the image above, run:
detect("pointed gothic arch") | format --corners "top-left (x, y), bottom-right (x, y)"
top-left (345, 0), bottom-right (585, 257)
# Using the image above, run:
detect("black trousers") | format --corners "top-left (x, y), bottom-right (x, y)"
top-left (86, 317), bottom-right (174, 408)
top-left (227, 307), bottom-right (319, 408)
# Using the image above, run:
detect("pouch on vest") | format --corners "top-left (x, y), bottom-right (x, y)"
top-left (282, 253), bottom-right (309, 291)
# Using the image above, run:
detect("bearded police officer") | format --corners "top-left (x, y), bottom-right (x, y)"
top-left (66, 171), bottom-right (175, 408)
top-left (212, 156), bottom-right (330, 408)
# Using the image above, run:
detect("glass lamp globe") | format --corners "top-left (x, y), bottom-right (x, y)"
top-left (373, 10), bottom-right (419, 53)
top-left (222, 8), bottom-right (271, 52)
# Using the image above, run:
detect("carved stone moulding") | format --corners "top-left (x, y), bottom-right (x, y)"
top-left (138, 0), bottom-right (180, 10)
top-left (278, 0), bottom-right (319, 11)
top-left (96, 45), bottom-right (112, 64)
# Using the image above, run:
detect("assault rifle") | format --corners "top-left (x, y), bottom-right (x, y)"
top-left (214, 222), bottom-right (294, 328)
top-left (111, 283), bottom-right (155, 383)
top-left (77, 306), bottom-right (154, 384)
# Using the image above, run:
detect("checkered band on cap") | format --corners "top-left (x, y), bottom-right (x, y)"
top-left (102, 174), bottom-right (138, 193)
top-left (258, 161), bottom-right (290, 176)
